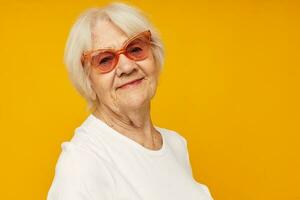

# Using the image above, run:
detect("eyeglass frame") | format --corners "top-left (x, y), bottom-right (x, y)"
top-left (80, 30), bottom-right (152, 73)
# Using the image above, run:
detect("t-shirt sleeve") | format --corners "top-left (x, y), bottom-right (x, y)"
top-left (180, 136), bottom-right (194, 177)
top-left (47, 142), bottom-right (116, 200)
top-left (181, 137), bottom-right (214, 200)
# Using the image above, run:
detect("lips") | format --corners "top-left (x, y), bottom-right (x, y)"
top-left (117, 77), bottom-right (144, 89)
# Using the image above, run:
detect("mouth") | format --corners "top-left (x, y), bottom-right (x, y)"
top-left (117, 77), bottom-right (145, 90)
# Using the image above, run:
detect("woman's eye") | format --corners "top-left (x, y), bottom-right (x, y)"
top-left (130, 47), bottom-right (142, 53)
top-left (100, 56), bottom-right (113, 64)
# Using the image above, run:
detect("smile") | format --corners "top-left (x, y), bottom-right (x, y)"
top-left (118, 78), bottom-right (144, 89)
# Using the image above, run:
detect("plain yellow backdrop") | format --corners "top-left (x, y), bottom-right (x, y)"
top-left (0, 0), bottom-right (299, 199)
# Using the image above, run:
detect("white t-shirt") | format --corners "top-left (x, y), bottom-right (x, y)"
top-left (47, 114), bottom-right (214, 200)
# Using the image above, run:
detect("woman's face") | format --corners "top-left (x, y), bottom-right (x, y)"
top-left (89, 19), bottom-right (160, 113)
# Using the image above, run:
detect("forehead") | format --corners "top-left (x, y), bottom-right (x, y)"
top-left (91, 19), bottom-right (128, 49)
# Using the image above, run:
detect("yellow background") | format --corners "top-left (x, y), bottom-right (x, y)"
top-left (0, 0), bottom-right (299, 199)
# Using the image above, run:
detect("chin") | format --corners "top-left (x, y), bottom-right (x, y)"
top-left (121, 93), bottom-right (151, 109)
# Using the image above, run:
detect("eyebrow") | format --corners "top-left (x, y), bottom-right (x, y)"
top-left (97, 45), bottom-right (116, 50)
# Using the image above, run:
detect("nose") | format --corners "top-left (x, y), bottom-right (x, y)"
top-left (115, 54), bottom-right (138, 77)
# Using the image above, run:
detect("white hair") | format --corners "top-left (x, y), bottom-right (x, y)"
top-left (64, 2), bottom-right (165, 111)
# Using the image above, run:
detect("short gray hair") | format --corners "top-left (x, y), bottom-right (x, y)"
top-left (64, 2), bottom-right (165, 111)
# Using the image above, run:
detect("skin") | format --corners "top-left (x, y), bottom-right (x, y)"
top-left (89, 18), bottom-right (163, 150)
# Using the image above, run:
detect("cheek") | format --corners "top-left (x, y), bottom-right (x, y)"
top-left (143, 57), bottom-right (160, 94)
top-left (89, 70), bottom-right (114, 98)
top-left (144, 52), bottom-right (160, 77)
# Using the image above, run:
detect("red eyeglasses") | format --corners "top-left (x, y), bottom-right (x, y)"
top-left (81, 30), bottom-right (152, 74)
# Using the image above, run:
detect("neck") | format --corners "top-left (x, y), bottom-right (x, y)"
top-left (92, 102), bottom-right (161, 149)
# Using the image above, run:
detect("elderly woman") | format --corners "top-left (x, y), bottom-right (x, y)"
top-left (47, 2), bottom-right (213, 200)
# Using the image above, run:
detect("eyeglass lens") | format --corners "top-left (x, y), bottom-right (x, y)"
top-left (90, 35), bottom-right (150, 72)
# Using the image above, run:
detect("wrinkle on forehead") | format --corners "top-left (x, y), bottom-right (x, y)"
top-left (91, 18), bottom-right (128, 50)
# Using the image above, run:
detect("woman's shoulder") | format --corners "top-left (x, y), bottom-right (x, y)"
top-left (48, 141), bottom-right (116, 200)
top-left (61, 124), bottom-right (112, 164)
top-left (55, 141), bottom-right (101, 174)
top-left (155, 126), bottom-right (188, 148)
top-left (53, 115), bottom-right (114, 175)
top-left (155, 126), bottom-right (189, 163)
top-left (55, 134), bottom-right (113, 176)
